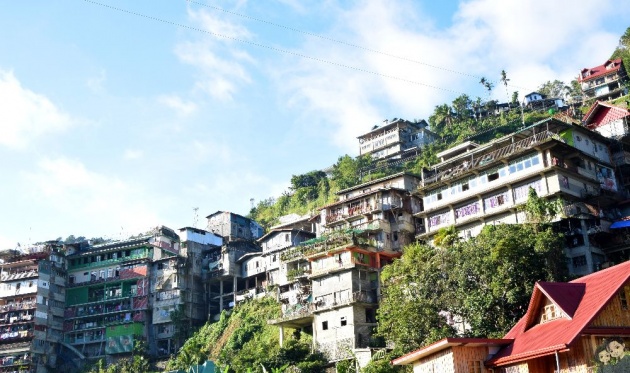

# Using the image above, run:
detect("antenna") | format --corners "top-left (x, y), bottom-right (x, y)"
top-left (193, 207), bottom-right (199, 228)
top-left (250, 198), bottom-right (255, 209)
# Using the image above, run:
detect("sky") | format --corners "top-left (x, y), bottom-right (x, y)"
top-left (1, 0), bottom-right (628, 248)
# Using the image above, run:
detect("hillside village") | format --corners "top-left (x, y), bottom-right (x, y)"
top-left (2, 30), bottom-right (630, 373)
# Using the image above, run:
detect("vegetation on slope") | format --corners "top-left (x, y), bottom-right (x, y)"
top-left (166, 296), bottom-right (327, 373)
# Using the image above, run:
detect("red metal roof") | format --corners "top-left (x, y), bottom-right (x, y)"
top-left (582, 101), bottom-right (630, 129)
top-left (488, 260), bottom-right (630, 367)
top-left (579, 58), bottom-right (624, 82)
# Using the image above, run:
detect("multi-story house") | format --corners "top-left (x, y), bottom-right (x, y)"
top-left (63, 227), bottom-right (178, 363)
top-left (203, 212), bottom-right (262, 321)
top-left (149, 227), bottom-right (223, 358)
top-left (272, 173), bottom-right (423, 367)
top-left (206, 211), bottom-right (264, 242)
top-left (357, 118), bottom-right (438, 160)
top-left (415, 117), bottom-right (622, 276)
top-left (262, 228), bottom-right (315, 345)
top-left (0, 243), bottom-right (67, 373)
top-left (579, 58), bottom-right (628, 102)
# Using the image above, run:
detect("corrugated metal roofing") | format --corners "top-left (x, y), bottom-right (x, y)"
top-left (489, 260), bottom-right (630, 366)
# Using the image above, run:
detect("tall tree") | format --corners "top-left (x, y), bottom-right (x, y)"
top-left (538, 80), bottom-right (569, 98)
top-left (429, 104), bottom-right (454, 134)
top-left (500, 70), bottom-right (511, 102)
top-left (377, 243), bottom-right (456, 352)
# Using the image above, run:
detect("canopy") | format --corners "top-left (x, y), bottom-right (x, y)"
top-left (610, 220), bottom-right (630, 229)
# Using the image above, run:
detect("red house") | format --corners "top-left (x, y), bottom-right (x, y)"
top-left (579, 58), bottom-right (628, 102)
top-left (392, 261), bottom-right (630, 372)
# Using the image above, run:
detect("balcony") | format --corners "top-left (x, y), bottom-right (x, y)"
top-left (0, 302), bottom-right (36, 313)
top-left (68, 253), bottom-right (149, 270)
top-left (271, 303), bottom-right (315, 325)
top-left (313, 291), bottom-right (378, 313)
top-left (310, 259), bottom-right (377, 278)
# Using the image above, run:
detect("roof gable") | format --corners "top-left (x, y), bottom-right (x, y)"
top-left (583, 101), bottom-right (630, 129)
top-left (521, 282), bottom-right (585, 331)
top-left (490, 261), bottom-right (630, 367)
top-left (580, 58), bottom-right (624, 81)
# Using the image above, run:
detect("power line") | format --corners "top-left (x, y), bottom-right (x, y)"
top-left (81, 0), bottom-right (469, 96)
top-left (185, 0), bottom-right (547, 95)
top-left (184, 0), bottom-right (484, 81)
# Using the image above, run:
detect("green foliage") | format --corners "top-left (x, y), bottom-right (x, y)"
top-left (523, 187), bottom-right (561, 226)
top-left (611, 26), bottom-right (630, 64)
top-left (378, 220), bottom-right (568, 354)
top-left (84, 341), bottom-right (150, 373)
top-left (448, 224), bottom-right (568, 337)
top-left (432, 226), bottom-right (459, 249)
top-left (377, 242), bottom-right (457, 351)
top-left (290, 170), bottom-right (327, 190)
top-left (361, 348), bottom-right (411, 373)
top-left (537, 80), bottom-right (569, 98)
top-left (167, 297), bottom-right (325, 373)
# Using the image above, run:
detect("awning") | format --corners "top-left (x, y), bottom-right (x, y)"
top-left (610, 220), bottom-right (630, 229)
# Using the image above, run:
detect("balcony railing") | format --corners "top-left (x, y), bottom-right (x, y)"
top-left (423, 130), bottom-right (557, 186)
top-left (276, 303), bottom-right (315, 322)
top-left (0, 302), bottom-right (36, 313)
top-left (69, 253), bottom-right (149, 270)
top-left (314, 291), bottom-right (378, 312)
top-left (281, 231), bottom-right (374, 261)
top-left (309, 259), bottom-right (377, 278)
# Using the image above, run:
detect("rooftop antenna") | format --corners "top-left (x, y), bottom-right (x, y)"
top-left (193, 207), bottom-right (199, 228)
top-left (250, 198), bottom-right (255, 209)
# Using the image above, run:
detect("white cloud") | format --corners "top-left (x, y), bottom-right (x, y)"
top-left (87, 69), bottom-right (107, 93)
top-left (22, 157), bottom-right (162, 238)
top-left (175, 8), bottom-right (254, 101)
top-left (0, 70), bottom-right (73, 149)
top-left (276, 0), bottom-right (625, 153)
top-left (123, 149), bottom-right (144, 160)
top-left (158, 94), bottom-right (198, 115)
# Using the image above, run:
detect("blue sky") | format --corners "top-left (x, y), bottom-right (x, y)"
top-left (1, 0), bottom-right (628, 247)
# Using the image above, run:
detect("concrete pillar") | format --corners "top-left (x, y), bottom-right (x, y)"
top-left (219, 280), bottom-right (224, 312)
top-left (279, 325), bottom-right (284, 347)
top-left (233, 276), bottom-right (237, 305)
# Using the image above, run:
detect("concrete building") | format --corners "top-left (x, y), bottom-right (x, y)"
top-left (358, 119), bottom-right (438, 160)
top-left (415, 118), bottom-right (622, 276)
top-left (272, 173), bottom-right (423, 367)
top-left (63, 227), bottom-right (179, 364)
top-left (206, 211), bottom-right (264, 242)
top-left (0, 243), bottom-right (68, 373)
top-left (579, 58), bottom-right (628, 102)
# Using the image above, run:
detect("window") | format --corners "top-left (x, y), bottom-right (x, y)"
top-left (340, 316), bottom-right (347, 326)
top-left (322, 321), bottom-right (328, 330)
top-left (285, 234), bottom-right (290, 242)
top-left (620, 288), bottom-right (628, 310)
top-left (572, 255), bottom-right (587, 268)
top-left (468, 361), bottom-right (483, 373)
top-left (540, 304), bottom-right (561, 322)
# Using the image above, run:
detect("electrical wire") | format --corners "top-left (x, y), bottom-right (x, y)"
top-left (184, 0), bottom-right (485, 81)
top-left (81, 0), bottom-right (470, 96)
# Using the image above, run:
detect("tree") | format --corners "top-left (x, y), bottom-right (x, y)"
top-left (511, 91), bottom-right (519, 106)
top-left (522, 187), bottom-right (561, 227)
top-left (377, 243), bottom-right (456, 352)
top-left (480, 77), bottom-right (494, 96)
top-left (500, 70), bottom-right (510, 102)
top-left (331, 155), bottom-right (371, 190)
top-left (538, 80), bottom-right (569, 98)
top-left (290, 170), bottom-right (326, 190)
top-left (452, 94), bottom-right (472, 119)
top-left (448, 223), bottom-right (568, 337)
top-left (611, 26), bottom-right (630, 62)
top-left (429, 104), bottom-right (454, 134)
top-left (433, 226), bottom-right (458, 249)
